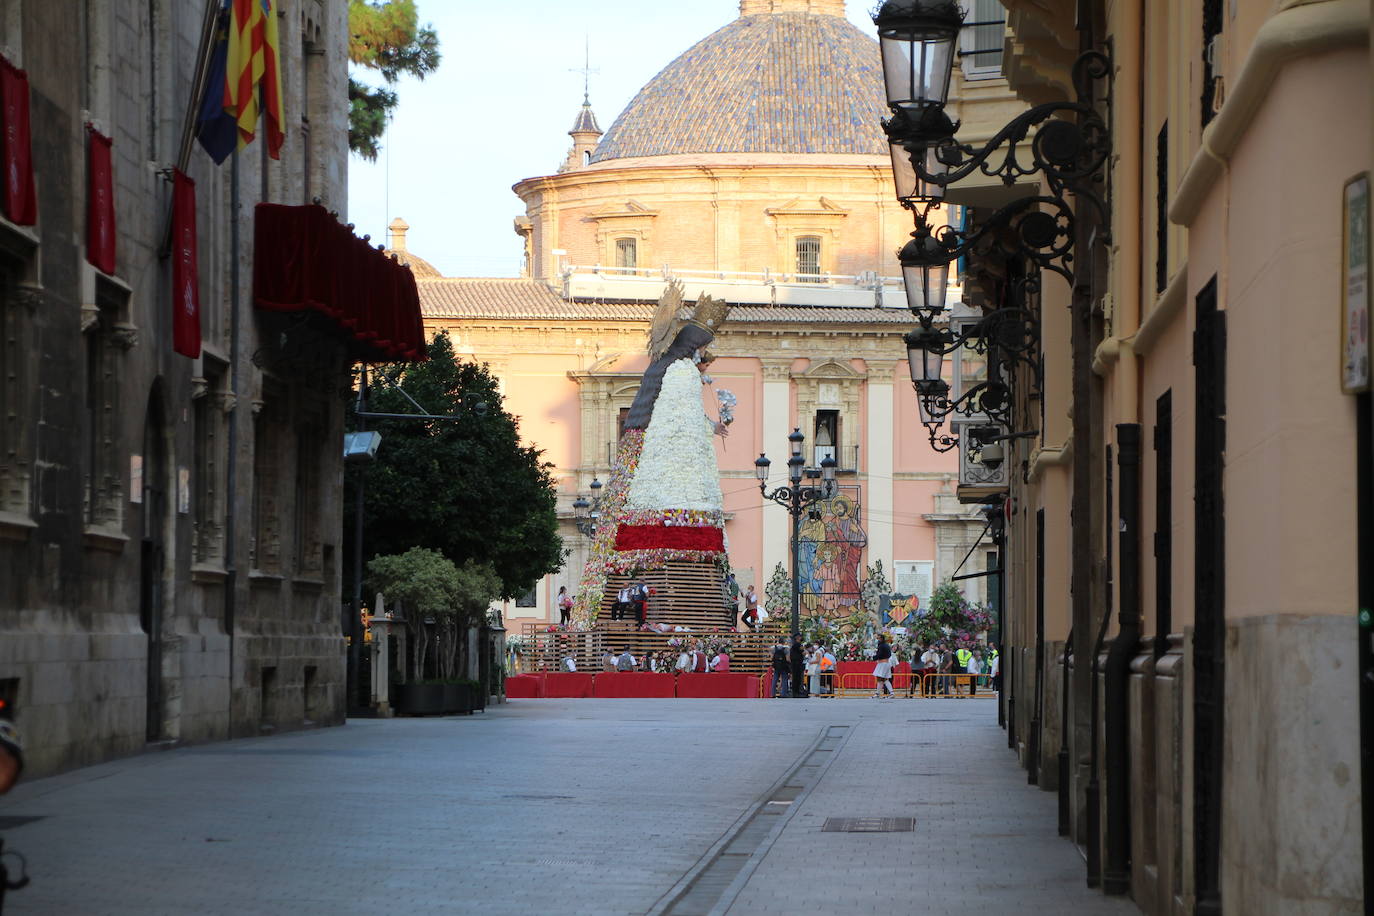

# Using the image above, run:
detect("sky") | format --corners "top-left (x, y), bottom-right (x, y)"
top-left (345, 1), bottom-right (881, 279)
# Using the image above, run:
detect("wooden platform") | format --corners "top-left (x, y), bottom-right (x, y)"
top-left (597, 560), bottom-right (735, 632)
top-left (519, 614), bottom-right (790, 676)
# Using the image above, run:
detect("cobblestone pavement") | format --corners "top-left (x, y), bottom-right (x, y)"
top-left (0, 697), bottom-right (1137, 915)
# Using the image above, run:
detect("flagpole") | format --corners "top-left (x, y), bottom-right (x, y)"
top-left (176, 0), bottom-right (223, 174)
top-left (159, 0), bottom-right (222, 260)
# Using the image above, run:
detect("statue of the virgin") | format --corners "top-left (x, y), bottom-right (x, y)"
top-left (570, 281), bottom-right (734, 626)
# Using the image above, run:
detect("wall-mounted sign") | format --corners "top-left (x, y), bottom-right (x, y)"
top-left (129, 454), bottom-right (143, 503)
top-left (1342, 173), bottom-right (1369, 394)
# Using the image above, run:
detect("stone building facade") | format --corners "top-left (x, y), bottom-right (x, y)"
top-left (0, 1), bottom-right (364, 777)
top-left (406, 0), bottom-right (1024, 636)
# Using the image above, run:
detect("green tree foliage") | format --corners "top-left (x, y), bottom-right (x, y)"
top-left (346, 332), bottom-right (564, 601)
top-left (366, 547), bottom-right (501, 681)
top-left (347, 0), bottom-right (440, 160)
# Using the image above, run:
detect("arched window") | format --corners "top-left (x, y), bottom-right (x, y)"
top-left (583, 150), bottom-right (592, 166)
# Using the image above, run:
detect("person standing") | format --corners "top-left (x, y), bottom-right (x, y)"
top-left (872, 634), bottom-right (894, 698)
top-left (633, 579), bottom-right (651, 625)
top-left (807, 644), bottom-right (823, 697)
top-left (789, 636), bottom-right (806, 698)
top-left (820, 647), bottom-right (836, 695)
top-left (989, 644), bottom-right (1001, 692)
top-left (724, 573), bottom-right (741, 623)
top-left (710, 647), bottom-right (730, 672)
top-left (966, 649), bottom-right (982, 696)
top-left (601, 648), bottom-right (617, 672)
top-left (770, 639), bottom-right (790, 698)
top-left (743, 585), bottom-right (760, 629)
top-left (557, 586), bottom-right (574, 626)
top-left (954, 646), bottom-right (973, 695)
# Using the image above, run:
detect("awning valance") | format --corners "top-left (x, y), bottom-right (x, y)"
top-left (253, 203), bottom-right (426, 362)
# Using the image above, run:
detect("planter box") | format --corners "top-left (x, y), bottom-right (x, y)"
top-left (394, 682), bottom-right (446, 716)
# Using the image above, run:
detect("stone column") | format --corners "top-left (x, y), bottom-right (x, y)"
top-left (866, 363), bottom-right (895, 576)
top-left (760, 359), bottom-right (792, 583)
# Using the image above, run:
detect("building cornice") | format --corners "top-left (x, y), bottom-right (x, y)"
top-left (1169, 0), bottom-right (1368, 228)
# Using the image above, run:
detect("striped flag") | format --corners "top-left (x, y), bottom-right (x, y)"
top-left (196, 0), bottom-right (283, 163)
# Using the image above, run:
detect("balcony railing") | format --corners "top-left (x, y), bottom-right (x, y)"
top-left (558, 264), bottom-right (961, 310)
top-left (814, 444), bottom-right (860, 473)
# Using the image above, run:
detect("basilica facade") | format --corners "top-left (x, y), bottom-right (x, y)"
top-left (409, 0), bottom-right (1016, 636)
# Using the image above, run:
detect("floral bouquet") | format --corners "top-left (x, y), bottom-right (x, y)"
top-left (715, 388), bottom-right (737, 426)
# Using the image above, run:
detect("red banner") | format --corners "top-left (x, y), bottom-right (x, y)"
top-left (0, 56), bottom-right (36, 225)
top-left (614, 525), bottom-right (725, 552)
top-left (86, 128), bottom-right (115, 274)
top-left (171, 170), bottom-right (201, 358)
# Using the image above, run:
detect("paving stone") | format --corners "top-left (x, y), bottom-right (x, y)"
top-left (0, 699), bottom-right (1138, 915)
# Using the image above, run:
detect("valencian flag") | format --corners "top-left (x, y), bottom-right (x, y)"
top-left (86, 127), bottom-right (116, 275)
top-left (0, 55), bottom-right (36, 225)
top-left (171, 171), bottom-right (201, 358)
top-left (195, 0), bottom-right (285, 163)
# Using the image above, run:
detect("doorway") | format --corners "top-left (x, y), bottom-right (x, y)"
top-left (140, 386), bottom-right (169, 742)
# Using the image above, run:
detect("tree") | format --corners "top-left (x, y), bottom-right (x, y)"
top-left (367, 548), bottom-right (501, 681)
top-left (348, 0), bottom-right (440, 160)
top-left (345, 332), bottom-right (564, 602)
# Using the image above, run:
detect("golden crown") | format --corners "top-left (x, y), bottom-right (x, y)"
top-left (687, 294), bottom-right (730, 332)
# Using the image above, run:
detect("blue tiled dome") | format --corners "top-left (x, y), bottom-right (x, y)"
top-left (591, 11), bottom-right (887, 162)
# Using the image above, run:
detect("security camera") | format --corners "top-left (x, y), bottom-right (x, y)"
top-left (979, 441), bottom-right (1005, 470)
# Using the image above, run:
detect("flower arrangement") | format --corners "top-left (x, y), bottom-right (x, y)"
top-left (715, 388), bottom-right (737, 426)
top-left (625, 360), bottom-right (724, 513)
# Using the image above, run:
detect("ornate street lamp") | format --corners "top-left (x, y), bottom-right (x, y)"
top-left (875, 0), bottom-right (1109, 453)
top-left (756, 430), bottom-right (837, 645)
top-left (874, 0), bottom-right (964, 116)
top-left (572, 477), bottom-right (602, 537)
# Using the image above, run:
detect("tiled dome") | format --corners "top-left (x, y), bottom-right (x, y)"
top-left (591, 10), bottom-right (887, 162)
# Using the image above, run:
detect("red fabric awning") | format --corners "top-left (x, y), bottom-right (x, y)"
top-left (253, 203), bottom-right (426, 361)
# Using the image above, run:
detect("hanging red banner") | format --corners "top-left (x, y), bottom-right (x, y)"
top-left (86, 128), bottom-right (116, 274)
top-left (0, 56), bottom-right (36, 226)
top-left (171, 170), bottom-right (201, 358)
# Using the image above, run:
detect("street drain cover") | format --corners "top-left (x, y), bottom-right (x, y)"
top-left (821, 817), bottom-right (915, 833)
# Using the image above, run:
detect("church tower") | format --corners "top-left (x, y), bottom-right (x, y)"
top-left (561, 98), bottom-right (602, 173)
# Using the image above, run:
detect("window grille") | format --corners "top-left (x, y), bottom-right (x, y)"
top-left (615, 238), bottom-right (637, 272)
top-left (795, 236), bottom-right (822, 282)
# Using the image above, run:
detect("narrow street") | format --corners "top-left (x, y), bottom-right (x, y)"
top-left (0, 700), bottom-right (1134, 915)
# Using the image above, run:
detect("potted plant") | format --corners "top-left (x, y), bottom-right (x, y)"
top-left (368, 549), bottom-right (501, 716)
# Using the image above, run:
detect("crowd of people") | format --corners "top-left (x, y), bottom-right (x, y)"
top-left (560, 639), bottom-right (734, 675)
top-left (768, 634), bottom-right (1000, 698)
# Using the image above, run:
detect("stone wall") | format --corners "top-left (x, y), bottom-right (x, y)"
top-left (0, 0), bottom-right (352, 777)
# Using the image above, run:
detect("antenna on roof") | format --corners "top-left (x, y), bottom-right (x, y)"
top-left (570, 35), bottom-right (598, 106)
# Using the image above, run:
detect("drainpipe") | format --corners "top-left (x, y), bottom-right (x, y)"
top-left (1103, 423), bottom-right (1141, 893)
top-left (223, 151), bottom-right (240, 733)
top-left (1058, 627), bottom-right (1073, 835)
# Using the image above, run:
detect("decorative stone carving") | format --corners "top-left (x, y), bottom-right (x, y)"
top-left (110, 324), bottom-right (138, 350)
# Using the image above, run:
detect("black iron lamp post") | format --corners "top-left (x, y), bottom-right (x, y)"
top-left (756, 429), bottom-right (837, 641)
top-left (572, 477), bottom-right (603, 537)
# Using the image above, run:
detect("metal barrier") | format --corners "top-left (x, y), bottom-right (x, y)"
top-left (831, 672), bottom-right (998, 698)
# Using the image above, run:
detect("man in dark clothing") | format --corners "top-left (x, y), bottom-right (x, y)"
top-left (770, 641), bottom-right (790, 699)
top-left (789, 637), bottom-right (806, 698)
top-left (633, 580), bottom-right (650, 625)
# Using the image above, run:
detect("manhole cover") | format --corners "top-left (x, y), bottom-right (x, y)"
top-left (0, 816), bottom-right (45, 829)
top-left (821, 817), bottom-right (915, 833)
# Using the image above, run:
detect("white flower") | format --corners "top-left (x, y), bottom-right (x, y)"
top-left (626, 359), bottom-right (724, 512)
